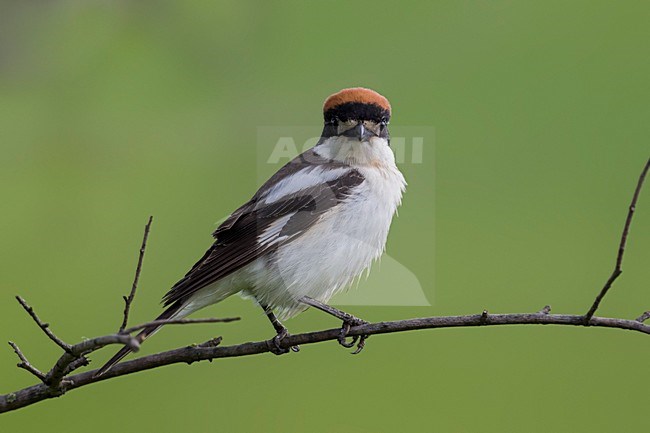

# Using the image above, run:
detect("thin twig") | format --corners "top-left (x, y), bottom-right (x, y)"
top-left (584, 157), bottom-right (650, 322)
top-left (3, 311), bottom-right (650, 413)
top-left (62, 357), bottom-right (90, 376)
top-left (636, 311), bottom-right (650, 323)
top-left (196, 337), bottom-right (223, 348)
top-left (7, 342), bottom-right (46, 382)
top-left (120, 216), bottom-right (153, 332)
top-left (15, 296), bottom-right (71, 353)
top-left (45, 334), bottom-right (141, 390)
top-left (121, 317), bottom-right (241, 334)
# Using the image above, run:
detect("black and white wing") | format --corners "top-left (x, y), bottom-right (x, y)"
top-left (162, 153), bottom-right (364, 307)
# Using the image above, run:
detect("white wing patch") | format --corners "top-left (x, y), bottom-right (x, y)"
top-left (261, 166), bottom-right (351, 205)
top-left (257, 213), bottom-right (295, 246)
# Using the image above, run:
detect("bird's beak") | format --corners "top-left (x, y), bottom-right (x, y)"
top-left (343, 122), bottom-right (375, 141)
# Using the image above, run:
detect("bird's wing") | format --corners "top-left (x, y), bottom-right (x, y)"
top-left (161, 165), bottom-right (365, 307)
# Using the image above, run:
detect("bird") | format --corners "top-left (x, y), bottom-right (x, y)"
top-left (95, 87), bottom-right (406, 377)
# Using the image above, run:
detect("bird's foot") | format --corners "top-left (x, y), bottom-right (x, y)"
top-left (338, 316), bottom-right (369, 354)
top-left (297, 297), bottom-right (369, 354)
top-left (267, 327), bottom-right (300, 355)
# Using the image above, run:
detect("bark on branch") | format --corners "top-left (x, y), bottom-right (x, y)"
top-left (2, 310), bottom-right (650, 413)
top-left (1, 157), bottom-right (648, 414)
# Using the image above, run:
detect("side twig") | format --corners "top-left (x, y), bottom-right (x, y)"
top-left (584, 157), bottom-right (650, 322)
top-left (44, 334), bottom-right (141, 390)
top-left (7, 342), bottom-right (46, 382)
top-left (15, 296), bottom-right (71, 353)
top-left (120, 216), bottom-right (153, 332)
top-left (635, 311), bottom-right (650, 323)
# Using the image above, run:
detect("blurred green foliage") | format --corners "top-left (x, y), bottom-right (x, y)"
top-left (1, 1), bottom-right (649, 432)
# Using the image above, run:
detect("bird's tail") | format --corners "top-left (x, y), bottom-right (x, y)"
top-left (94, 302), bottom-right (184, 378)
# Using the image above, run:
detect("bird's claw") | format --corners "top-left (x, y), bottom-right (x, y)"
top-left (338, 317), bottom-right (368, 354)
top-left (267, 327), bottom-right (299, 355)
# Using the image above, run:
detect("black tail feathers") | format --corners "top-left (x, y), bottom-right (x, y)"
top-left (93, 302), bottom-right (183, 378)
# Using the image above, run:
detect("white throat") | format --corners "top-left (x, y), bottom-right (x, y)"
top-left (314, 136), bottom-right (396, 168)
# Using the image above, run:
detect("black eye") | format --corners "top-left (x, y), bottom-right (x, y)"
top-left (379, 119), bottom-right (388, 129)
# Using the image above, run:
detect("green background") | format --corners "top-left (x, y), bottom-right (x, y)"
top-left (1, 1), bottom-right (649, 432)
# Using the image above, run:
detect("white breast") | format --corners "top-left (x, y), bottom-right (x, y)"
top-left (251, 137), bottom-right (406, 319)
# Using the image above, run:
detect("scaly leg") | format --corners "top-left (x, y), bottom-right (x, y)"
top-left (299, 297), bottom-right (368, 354)
top-left (261, 303), bottom-right (299, 355)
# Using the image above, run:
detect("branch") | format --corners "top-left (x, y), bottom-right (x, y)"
top-left (2, 310), bottom-right (650, 413)
top-left (1, 157), bottom-right (648, 414)
top-left (7, 342), bottom-right (46, 382)
top-left (44, 334), bottom-right (141, 391)
top-left (584, 157), bottom-right (650, 322)
top-left (635, 311), bottom-right (650, 323)
top-left (15, 296), bottom-right (71, 353)
top-left (120, 216), bottom-right (153, 332)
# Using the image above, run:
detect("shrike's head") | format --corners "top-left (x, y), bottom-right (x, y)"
top-left (316, 88), bottom-right (394, 166)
